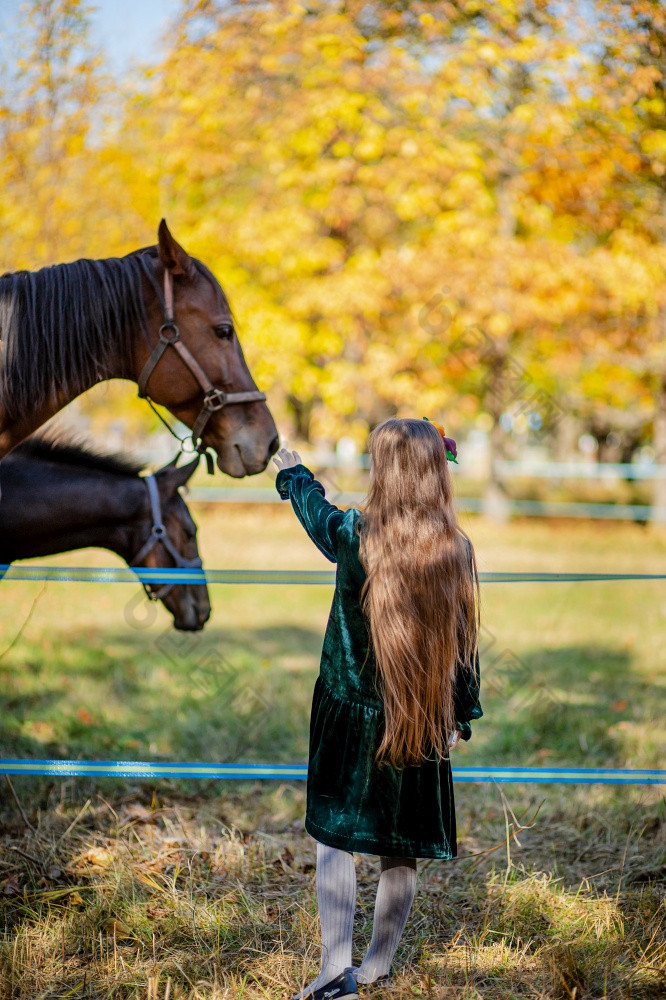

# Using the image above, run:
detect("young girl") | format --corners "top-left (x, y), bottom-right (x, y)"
top-left (273, 417), bottom-right (482, 1000)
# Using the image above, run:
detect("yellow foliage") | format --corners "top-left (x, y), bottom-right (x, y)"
top-left (0, 0), bottom-right (663, 447)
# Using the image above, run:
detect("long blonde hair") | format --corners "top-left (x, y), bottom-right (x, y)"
top-left (358, 418), bottom-right (480, 768)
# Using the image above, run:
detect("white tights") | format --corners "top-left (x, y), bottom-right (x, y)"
top-left (294, 843), bottom-right (417, 997)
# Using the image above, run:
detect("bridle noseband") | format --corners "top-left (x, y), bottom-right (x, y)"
top-left (130, 473), bottom-right (202, 602)
top-left (137, 265), bottom-right (266, 472)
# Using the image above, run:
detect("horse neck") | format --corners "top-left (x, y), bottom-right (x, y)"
top-left (0, 458), bottom-right (148, 564)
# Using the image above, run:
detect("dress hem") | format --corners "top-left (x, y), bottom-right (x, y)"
top-left (304, 817), bottom-right (456, 861)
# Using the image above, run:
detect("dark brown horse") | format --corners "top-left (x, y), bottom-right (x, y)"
top-left (0, 222), bottom-right (278, 475)
top-left (0, 437), bottom-right (210, 631)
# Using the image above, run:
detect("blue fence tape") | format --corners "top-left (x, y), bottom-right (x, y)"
top-left (2, 568), bottom-right (663, 788)
top-left (1, 760), bottom-right (663, 784)
top-left (2, 566), bottom-right (666, 585)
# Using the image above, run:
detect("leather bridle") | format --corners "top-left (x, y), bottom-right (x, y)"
top-left (137, 266), bottom-right (266, 471)
top-left (130, 473), bottom-right (203, 602)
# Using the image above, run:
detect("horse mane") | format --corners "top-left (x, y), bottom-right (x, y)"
top-left (12, 434), bottom-right (145, 477)
top-left (0, 247), bottom-right (160, 419)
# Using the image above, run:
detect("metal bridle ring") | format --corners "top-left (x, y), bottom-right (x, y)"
top-left (180, 437), bottom-right (198, 454)
top-left (158, 322), bottom-right (180, 343)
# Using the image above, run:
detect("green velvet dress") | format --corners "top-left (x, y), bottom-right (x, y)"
top-left (276, 464), bottom-right (483, 860)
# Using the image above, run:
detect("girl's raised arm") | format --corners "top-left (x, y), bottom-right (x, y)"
top-left (274, 450), bottom-right (345, 563)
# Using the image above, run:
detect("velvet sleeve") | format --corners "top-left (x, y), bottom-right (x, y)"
top-left (454, 645), bottom-right (483, 741)
top-left (275, 464), bottom-right (345, 563)
top-left (453, 534), bottom-right (483, 740)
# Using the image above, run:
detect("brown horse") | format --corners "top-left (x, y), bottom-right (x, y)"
top-left (0, 221), bottom-right (278, 475)
top-left (0, 437), bottom-right (210, 631)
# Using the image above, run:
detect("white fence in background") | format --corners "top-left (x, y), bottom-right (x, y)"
top-left (492, 460), bottom-right (666, 480)
top-left (187, 488), bottom-right (664, 522)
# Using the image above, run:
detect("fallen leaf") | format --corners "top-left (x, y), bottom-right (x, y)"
top-left (101, 917), bottom-right (133, 938)
top-left (121, 804), bottom-right (153, 823)
top-left (2, 875), bottom-right (20, 897)
top-left (24, 720), bottom-right (56, 742)
top-left (81, 848), bottom-right (113, 870)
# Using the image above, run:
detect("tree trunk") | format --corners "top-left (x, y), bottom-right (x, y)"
top-left (553, 412), bottom-right (580, 462)
top-left (482, 172), bottom-right (514, 524)
top-left (287, 394), bottom-right (313, 443)
top-left (653, 190), bottom-right (666, 523)
top-left (653, 365), bottom-right (666, 522)
top-left (483, 345), bottom-right (512, 523)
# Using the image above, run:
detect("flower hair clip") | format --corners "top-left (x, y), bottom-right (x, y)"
top-left (423, 417), bottom-right (459, 464)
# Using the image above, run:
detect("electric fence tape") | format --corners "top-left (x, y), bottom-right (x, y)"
top-left (2, 567), bottom-right (663, 784)
top-left (2, 566), bottom-right (665, 585)
top-left (0, 760), bottom-right (664, 783)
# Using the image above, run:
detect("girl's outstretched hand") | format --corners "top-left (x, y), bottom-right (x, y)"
top-left (273, 447), bottom-right (302, 472)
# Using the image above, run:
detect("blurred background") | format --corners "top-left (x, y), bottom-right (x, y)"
top-left (1, 0), bottom-right (665, 519)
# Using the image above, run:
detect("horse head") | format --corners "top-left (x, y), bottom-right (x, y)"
top-left (135, 221), bottom-right (279, 477)
top-left (132, 456), bottom-right (211, 631)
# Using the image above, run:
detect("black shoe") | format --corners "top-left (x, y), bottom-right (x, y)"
top-left (351, 968), bottom-right (392, 990)
top-left (295, 969), bottom-right (359, 1000)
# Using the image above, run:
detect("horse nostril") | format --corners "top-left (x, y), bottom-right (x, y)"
top-left (267, 435), bottom-right (279, 459)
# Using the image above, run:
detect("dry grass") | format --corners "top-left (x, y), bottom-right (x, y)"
top-left (1, 781), bottom-right (664, 999)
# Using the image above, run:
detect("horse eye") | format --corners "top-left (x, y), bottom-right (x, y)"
top-left (213, 323), bottom-right (234, 340)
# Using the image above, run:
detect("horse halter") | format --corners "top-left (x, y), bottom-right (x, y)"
top-left (130, 474), bottom-right (202, 601)
top-left (137, 266), bottom-right (267, 472)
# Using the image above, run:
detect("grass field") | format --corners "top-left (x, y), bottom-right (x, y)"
top-left (1, 503), bottom-right (665, 999)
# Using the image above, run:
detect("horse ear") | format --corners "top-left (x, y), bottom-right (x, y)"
top-left (158, 219), bottom-right (196, 280)
top-left (156, 455), bottom-right (200, 491)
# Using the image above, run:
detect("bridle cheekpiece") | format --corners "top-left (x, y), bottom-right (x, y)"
top-left (137, 265), bottom-right (267, 473)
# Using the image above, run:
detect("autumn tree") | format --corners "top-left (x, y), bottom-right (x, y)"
top-left (593, 2), bottom-right (666, 509)
top-left (0, 0), bottom-right (111, 267)
top-left (119, 0), bottom-right (583, 456)
top-left (0, 0), bottom-right (660, 485)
